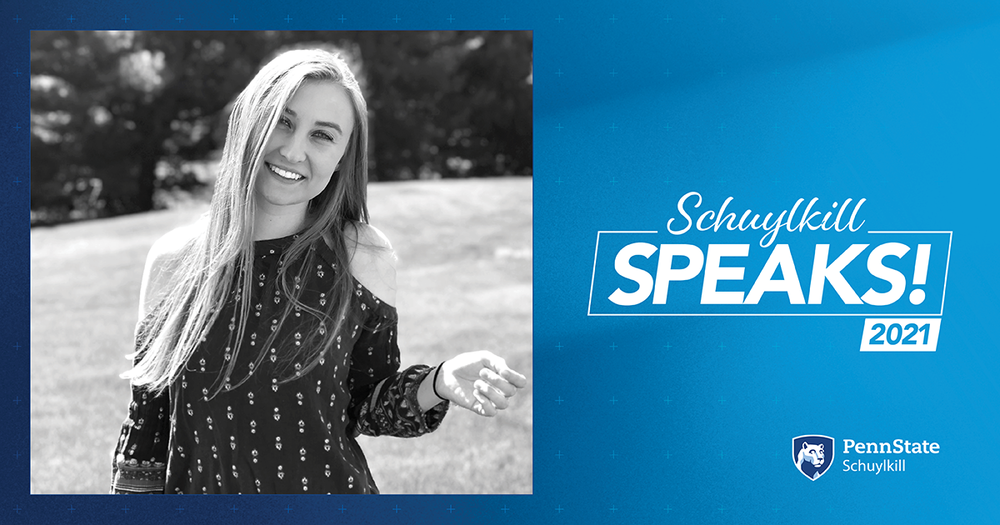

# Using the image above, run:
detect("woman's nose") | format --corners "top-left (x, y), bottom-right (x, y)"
top-left (279, 133), bottom-right (307, 163)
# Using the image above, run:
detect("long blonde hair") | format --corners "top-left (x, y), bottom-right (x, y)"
top-left (126, 49), bottom-right (370, 396)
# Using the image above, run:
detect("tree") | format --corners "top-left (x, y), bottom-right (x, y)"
top-left (31, 31), bottom-right (275, 219)
top-left (348, 31), bottom-right (532, 179)
top-left (31, 31), bottom-right (532, 223)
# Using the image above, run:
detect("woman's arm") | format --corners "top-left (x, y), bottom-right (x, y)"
top-left (344, 220), bottom-right (398, 306)
top-left (111, 224), bottom-right (197, 493)
top-left (346, 222), bottom-right (527, 417)
top-left (137, 223), bottom-right (198, 320)
top-left (344, 222), bottom-right (449, 436)
top-left (110, 378), bottom-right (170, 494)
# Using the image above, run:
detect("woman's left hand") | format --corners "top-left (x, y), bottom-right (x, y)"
top-left (435, 351), bottom-right (528, 417)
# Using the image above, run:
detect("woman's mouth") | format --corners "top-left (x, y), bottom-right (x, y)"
top-left (266, 162), bottom-right (305, 181)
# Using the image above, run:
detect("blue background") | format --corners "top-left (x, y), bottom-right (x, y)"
top-left (4, 0), bottom-right (1000, 523)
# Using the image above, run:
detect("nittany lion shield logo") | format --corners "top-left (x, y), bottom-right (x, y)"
top-left (792, 435), bottom-right (834, 480)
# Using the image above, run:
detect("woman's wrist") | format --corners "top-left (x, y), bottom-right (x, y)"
top-left (416, 362), bottom-right (448, 412)
top-left (432, 361), bottom-right (447, 401)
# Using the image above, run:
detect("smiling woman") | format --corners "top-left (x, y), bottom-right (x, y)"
top-left (255, 82), bottom-right (354, 233)
top-left (110, 49), bottom-right (527, 495)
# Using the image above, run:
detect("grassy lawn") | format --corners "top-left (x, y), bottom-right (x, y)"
top-left (30, 177), bottom-right (532, 494)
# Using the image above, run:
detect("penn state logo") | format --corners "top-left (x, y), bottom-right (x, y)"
top-left (792, 435), bottom-right (834, 481)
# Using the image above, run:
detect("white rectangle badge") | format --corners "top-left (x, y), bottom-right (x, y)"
top-left (860, 318), bottom-right (941, 351)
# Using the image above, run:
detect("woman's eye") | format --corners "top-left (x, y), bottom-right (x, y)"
top-left (278, 116), bottom-right (292, 128)
top-left (314, 131), bottom-right (334, 142)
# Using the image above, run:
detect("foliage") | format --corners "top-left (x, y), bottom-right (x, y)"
top-left (30, 31), bottom-right (532, 223)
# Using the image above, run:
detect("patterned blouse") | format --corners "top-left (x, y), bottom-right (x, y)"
top-left (111, 232), bottom-right (448, 494)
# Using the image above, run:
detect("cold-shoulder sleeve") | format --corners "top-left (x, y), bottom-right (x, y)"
top-left (110, 347), bottom-right (170, 494)
top-left (346, 282), bottom-right (449, 437)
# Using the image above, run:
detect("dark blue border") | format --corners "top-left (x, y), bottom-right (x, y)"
top-left (8, 0), bottom-right (1000, 523)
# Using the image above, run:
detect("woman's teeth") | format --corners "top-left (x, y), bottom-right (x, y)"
top-left (268, 163), bottom-right (304, 181)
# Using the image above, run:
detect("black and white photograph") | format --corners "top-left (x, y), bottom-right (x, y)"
top-left (30, 30), bottom-right (532, 495)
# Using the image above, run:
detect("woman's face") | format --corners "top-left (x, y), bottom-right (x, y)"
top-left (255, 80), bottom-right (356, 216)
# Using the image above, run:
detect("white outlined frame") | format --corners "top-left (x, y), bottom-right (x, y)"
top-left (587, 230), bottom-right (953, 317)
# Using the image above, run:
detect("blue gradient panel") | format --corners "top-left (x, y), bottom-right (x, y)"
top-left (5, 1), bottom-right (1000, 524)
